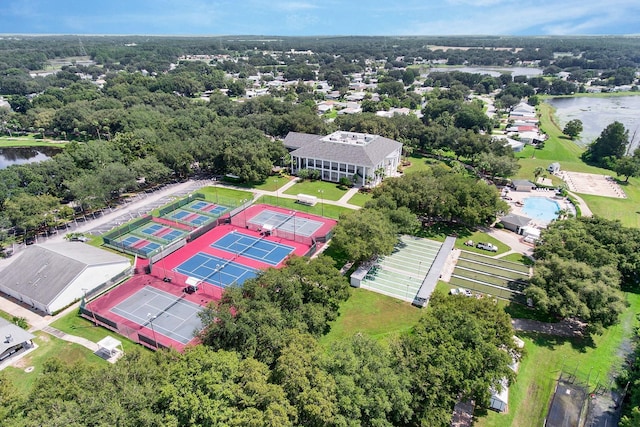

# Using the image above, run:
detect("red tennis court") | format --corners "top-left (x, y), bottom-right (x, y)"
top-left (83, 204), bottom-right (336, 351)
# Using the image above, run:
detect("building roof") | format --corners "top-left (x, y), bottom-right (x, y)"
top-left (0, 317), bottom-right (35, 354)
top-left (0, 242), bottom-right (129, 307)
top-left (284, 131), bottom-right (402, 168)
top-left (501, 213), bottom-right (532, 227)
top-left (512, 179), bottom-right (535, 188)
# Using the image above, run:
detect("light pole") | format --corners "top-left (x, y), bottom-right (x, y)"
top-left (243, 199), bottom-right (248, 227)
top-left (147, 313), bottom-right (158, 349)
top-left (317, 189), bottom-right (324, 217)
top-left (274, 179), bottom-right (279, 206)
top-left (292, 210), bottom-right (297, 242)
top-left (216, 264), bottom-right (223, 287)
top-left (82, 288), bottom-right (97, 325)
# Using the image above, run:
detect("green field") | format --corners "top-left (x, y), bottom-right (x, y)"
top-left (0, 135), bottom-right (68, 147)
top-left (50, 310), bottom-right (142, 354)
top-left (196, 186), bottom-right (254, 205)
top-left (1, 332), bottom-right (107, 396)
top-left (283, 180), bottom-right (348, 201)
top-left (347, 190), bottom-right (372, 207)
top-left (319, 288), bottom-right (424, 346)
top-left (477, 291), bottom-right (640, 427)
top-left (459, 251), bottom-right (531, 274)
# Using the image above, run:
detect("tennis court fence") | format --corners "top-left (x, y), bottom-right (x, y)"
top-left (148, 237), bottom-right (187, 264)
top-left (103, 216), bottom-right (153, 245)
top-left (79, 303), bottom-right (168, 351)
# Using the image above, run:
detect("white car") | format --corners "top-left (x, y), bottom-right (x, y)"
top-left (450, 288), bottom-right (473, 297)
top-left (476, 242), bottom-right (498, 252)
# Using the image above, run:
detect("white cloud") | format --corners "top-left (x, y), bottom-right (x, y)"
top-left (399, 0), bottom-right (640, 35)
top-left (274, 1), bottom-right (320, 11)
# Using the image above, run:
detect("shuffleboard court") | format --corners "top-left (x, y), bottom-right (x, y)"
top-left (175, 252), bottom-right (257, 288)
top-left (109, 286), bottom-right (203, 345)
top-left (248, 209), bottom-right (323, 237)
top-left (211, 230), bottom-right (294, 266)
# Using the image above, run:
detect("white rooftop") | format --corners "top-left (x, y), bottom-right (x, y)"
top-left (321, 131), bottom-right (378, 146)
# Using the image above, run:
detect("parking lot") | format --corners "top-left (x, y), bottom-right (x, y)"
top-left (5, 179), bottom-right (217, 256)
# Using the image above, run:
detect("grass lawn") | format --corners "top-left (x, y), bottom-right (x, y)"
top-left (251, 175), bottom-right (292, 192)
top-left (257, 194), bottom-right (353, 219)
top-left (477, 291), bottom-right (640, 427)
top-left (500, 252), bottom-right (535, 266)
top-left (319, 288), bottom-right (424, 346)
top-left (196, 186), bottom-right (254, 206)
top-left (2, 332), bottom-right (107, 396)
top-left (0, 308), bottom-right (15, 322)
top-left (402, 153), bottom-right (441, 174)
top-left (0, 134), bottom-right (68, 147)
top-left (347, 190), bottom-right (372, 207)
top-left (283, 180), bottom-right (348, 201)
top-left (416, 224), bottom-right (511, 255)
top-left (50, 310), bottom-right (142, 354)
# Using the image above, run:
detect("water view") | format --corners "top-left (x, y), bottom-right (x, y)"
top-left (0, 146), bottom-right (61, 169)
top-left (546, 96), bottom-right (640, 151)
top-left (426, 66), bottom-right (543, 77)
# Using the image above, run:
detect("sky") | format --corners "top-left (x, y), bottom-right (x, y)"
top-left (1, 0), bottom-right (639, 36)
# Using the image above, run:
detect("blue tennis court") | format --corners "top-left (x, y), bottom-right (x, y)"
top-left (187, 200), bottom-right (229, 217)
top-left (166, 209), bottom-right (212, 226)
top-left (211, 231), bottom-right (294, 266)
top-left (175, 252), bottom-right (257, 288)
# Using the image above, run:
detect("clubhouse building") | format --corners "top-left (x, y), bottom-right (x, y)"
top-left (284, 131), bottom-right (403, 187)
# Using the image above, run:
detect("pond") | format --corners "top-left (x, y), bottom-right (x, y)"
top-left (0, 146), bottom-right (61, 169)
top-left (424, 66), bottom-right (543, 78)
top-left (546, 96), bottom-right (640, 151)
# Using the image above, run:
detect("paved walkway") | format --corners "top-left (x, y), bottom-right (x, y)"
top-left (42, 325), bottom-right (100, 352)
top-left (567, 191), bottom-right (593, 217)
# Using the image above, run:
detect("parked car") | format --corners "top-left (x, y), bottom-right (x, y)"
top-left (476, 242), bottom-right (498, 252)
top-left (450, 287), bottom-right (473, 297)
top-left (25, 236), bottom-right (36, 245)
top-left (463, 239), bottom-right (474, 246)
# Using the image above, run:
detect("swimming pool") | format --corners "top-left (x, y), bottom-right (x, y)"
top-left (522, 197), bottom-right (560, 222)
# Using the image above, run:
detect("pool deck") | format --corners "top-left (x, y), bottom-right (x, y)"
top-left (502, 188), bottom-right (575, 228)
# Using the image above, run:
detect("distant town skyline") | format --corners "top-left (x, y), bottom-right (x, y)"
top-left (1, 0), bottom-right (638, 37)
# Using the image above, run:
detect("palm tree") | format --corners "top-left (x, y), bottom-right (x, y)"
top-left (533, 167), bottom-right (545, 181)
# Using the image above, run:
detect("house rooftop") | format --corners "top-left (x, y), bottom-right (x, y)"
top-left (320, 131), bottom-right (378, 146)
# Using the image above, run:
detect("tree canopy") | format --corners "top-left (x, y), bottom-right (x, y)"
top-left (582, 121), bottom-right (629, 167)
top-left (527, 217), bottom-right (639, 333)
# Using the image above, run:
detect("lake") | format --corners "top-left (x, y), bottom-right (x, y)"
top-left (0, 146), bottom-right (61, 169)
top-left (546, 96), bottom-right (640, 151)
top-left (425, 66), bottom-right (543, 78)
